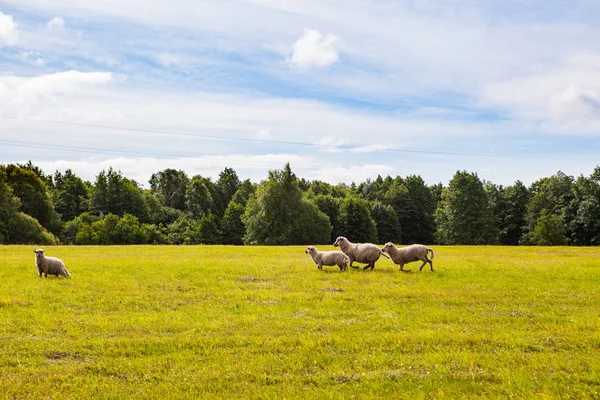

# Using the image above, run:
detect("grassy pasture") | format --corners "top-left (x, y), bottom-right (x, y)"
top-left (1, 245), bottom-right (599, 399)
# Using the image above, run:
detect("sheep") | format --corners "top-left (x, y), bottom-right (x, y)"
top-left (33, 249), bottom-right (71, 278)
top-left (381, 242), bottom-right (435, 272)
top-left (332, 236), bottom-right (390, 270)
top-left (305, 246), bottom-right (350, 271)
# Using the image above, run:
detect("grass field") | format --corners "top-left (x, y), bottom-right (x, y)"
top-left (1, 245), bottom-right (599, 399)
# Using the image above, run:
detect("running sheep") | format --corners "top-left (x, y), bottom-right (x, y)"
top-left (333, 236), bottom-right (389, 270)
top-left (33, 249), bottom-right (71, 278)
top-left (305, 246), bottom-right (350, 271)
top-left (381, 242), bottom-right (435, 272)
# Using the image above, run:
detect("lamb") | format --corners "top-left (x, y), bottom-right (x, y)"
top-left (333, 236), bottom-right (390, 270)
top-left (305, 246), bottom-right (350, 271)
top-left (381, 242), bottom-right (435, 272)
top-left (33, 249), bottom-right (71, 278)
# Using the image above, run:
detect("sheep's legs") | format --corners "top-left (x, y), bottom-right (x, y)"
top-left (363, 262), bottom-right (375, 270)
top-left (399, 265), bottom-right (411, 273)
top-left (419, 259), bottom-right (434, 272)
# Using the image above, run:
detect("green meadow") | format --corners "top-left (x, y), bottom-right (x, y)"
top-left (1, 245), bottom-right (599, 399)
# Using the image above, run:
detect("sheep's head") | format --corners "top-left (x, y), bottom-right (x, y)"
top-left (381, 242), bottom-right (394, 253)
top-left (333, 236), bottom-right (346, 247)
top-left (305, 246), bottom-right (316, 254)
top-left (33, 249), bottom-right (45, 260)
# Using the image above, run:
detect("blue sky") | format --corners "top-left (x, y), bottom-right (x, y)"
top-left (1, 0), bottom-right (599, 186)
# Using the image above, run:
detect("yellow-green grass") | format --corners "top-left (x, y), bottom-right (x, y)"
top-left (1, 245), bottom-right (599, 399)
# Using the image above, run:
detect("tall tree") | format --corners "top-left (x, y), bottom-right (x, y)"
top-left (185, 176), bottom-right (215, 219)
top-left (369, 201), bottom-right (401, 244)
top-left (313, 194), bottom-right (343, 243)
top-left (402, 175), bottom-right (436, 244)
top-left (566, 168), bottom-right (600, 245)
top-left (339, 196), bottom-right (378, 243)
top-left (53, 169), bottom-right (90, 222)
top-left (524, 171), bottom-right (574, 244)
top-left (0, 169), bottom-right (57, 244)
top-left (91, 168), bottom-right (148, 220)
top-left (435, 171), bottom-right (498, 244)
top-left (527, 210), bottom-right (569, 246)
top-left (1, 164), bottom-right (61, 234)
top-left (242, 163), bottom-right (330, 245)
top-left (213, 167), bottom-right (241, 219)
top-left (149, 169), bottom-right (189, 211)
top-left (492, 181), bottom-right (530, 245)
top-left (221, 180), bottom-right (256, 245)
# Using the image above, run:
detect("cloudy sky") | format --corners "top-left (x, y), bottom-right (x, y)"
top-left (1, 1), bottom-right (600, 187)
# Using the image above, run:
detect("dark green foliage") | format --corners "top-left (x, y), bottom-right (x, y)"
top-left (74, 213), bottom-right (158, 245)
top-left (308, 180), bottom-right (348, 198)
top-left (401, 175), bottom-right (436, 244)
top-left (525, 171), bottom-right (573, 235)
top-left (221, 181), bottom-right (256, 245)
top-left (4, 161), bottom-right (600, 247)
top-left (61, 212), bottom-right (102, 244)
top-left (164, 215), bottom-right (221, 245)
top-left (526, 210), bottom-right (569, 245)
top-left (370, 201), bottom-right (401, 244)
top-left (313, 194), bottom-right (343, 242)
top-left (185, 176), bottom-right (215, 219)
top-left (149, 169), bottom-right (190, 210)
top-left (230, 179), bottom-right (255, 206)
top-left (53, 169), bottom-right (90, 222)
top-left (242, 163), bottom-right (331, 245)
top-left (487, 181), bottom-right (529, 245)
top-left (91, 168), bottom-right (149, 220)
top-left (221, 202), bottom-right (246, 245)
top-left (565, 169), bottom-right (600, 245)
top-left (339, 196), bottom-right (378, 243)
top-left (435, 171), bottom-right (498, 244)
top-left (197, 214), bottom-right (222, 244)
top-left (290, 200), bottom-right (331, 245)
top-left (0, 169), bottom-right (56, 244)
top-left (2, 164), bottom-right (61, 234)
top-left (213, 168), bottom-right (241, 219)
top-left (356, 176), bottom-right (385, 203)
top-left (5, 212), bottom-right (58, 245)
top-left (143, 191), bottom-right (184, 226)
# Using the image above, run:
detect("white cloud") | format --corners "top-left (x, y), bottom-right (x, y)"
top-left (0, 10), bottom-right (18, 46)
top-left (549, 85), bottom-right (600, 122)
top-left (47, 16), bottom-right (65, 29)
top-left (350, 144), bottom-right (389, 154)
top-left (289, 29), bottom-right (339, 68)
top-left (0, 70), bottom-right (113, 117)
top-left (482, 53), bottom-right (600, 129)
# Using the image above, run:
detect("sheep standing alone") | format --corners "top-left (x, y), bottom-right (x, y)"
top-left (305, 246), bottom-right (350, 271)
top-left (333, 236), bottom-right (389, 270)
top-left (381, 243), bottom-right (435, 272)
top-left (33, 249), bottom-right (71, 278)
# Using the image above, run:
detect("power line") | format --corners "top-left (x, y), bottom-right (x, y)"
top-left (0, 114), bottom-right (590, 161)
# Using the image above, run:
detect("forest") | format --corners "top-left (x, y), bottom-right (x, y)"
top-left (1, 161), bottom-right (599, 246)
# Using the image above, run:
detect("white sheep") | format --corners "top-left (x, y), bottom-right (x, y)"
top-left (305, 246), bottom-right (350, 271)
top-left (33, 249), bottom-right (71, 278)
top-left (333, 236), bottom-right (390, 270)
top-left (381, 242), bottom-right (435, 272)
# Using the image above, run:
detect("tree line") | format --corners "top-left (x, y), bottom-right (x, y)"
top-left (1, 161), bottom-right (599, 246)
